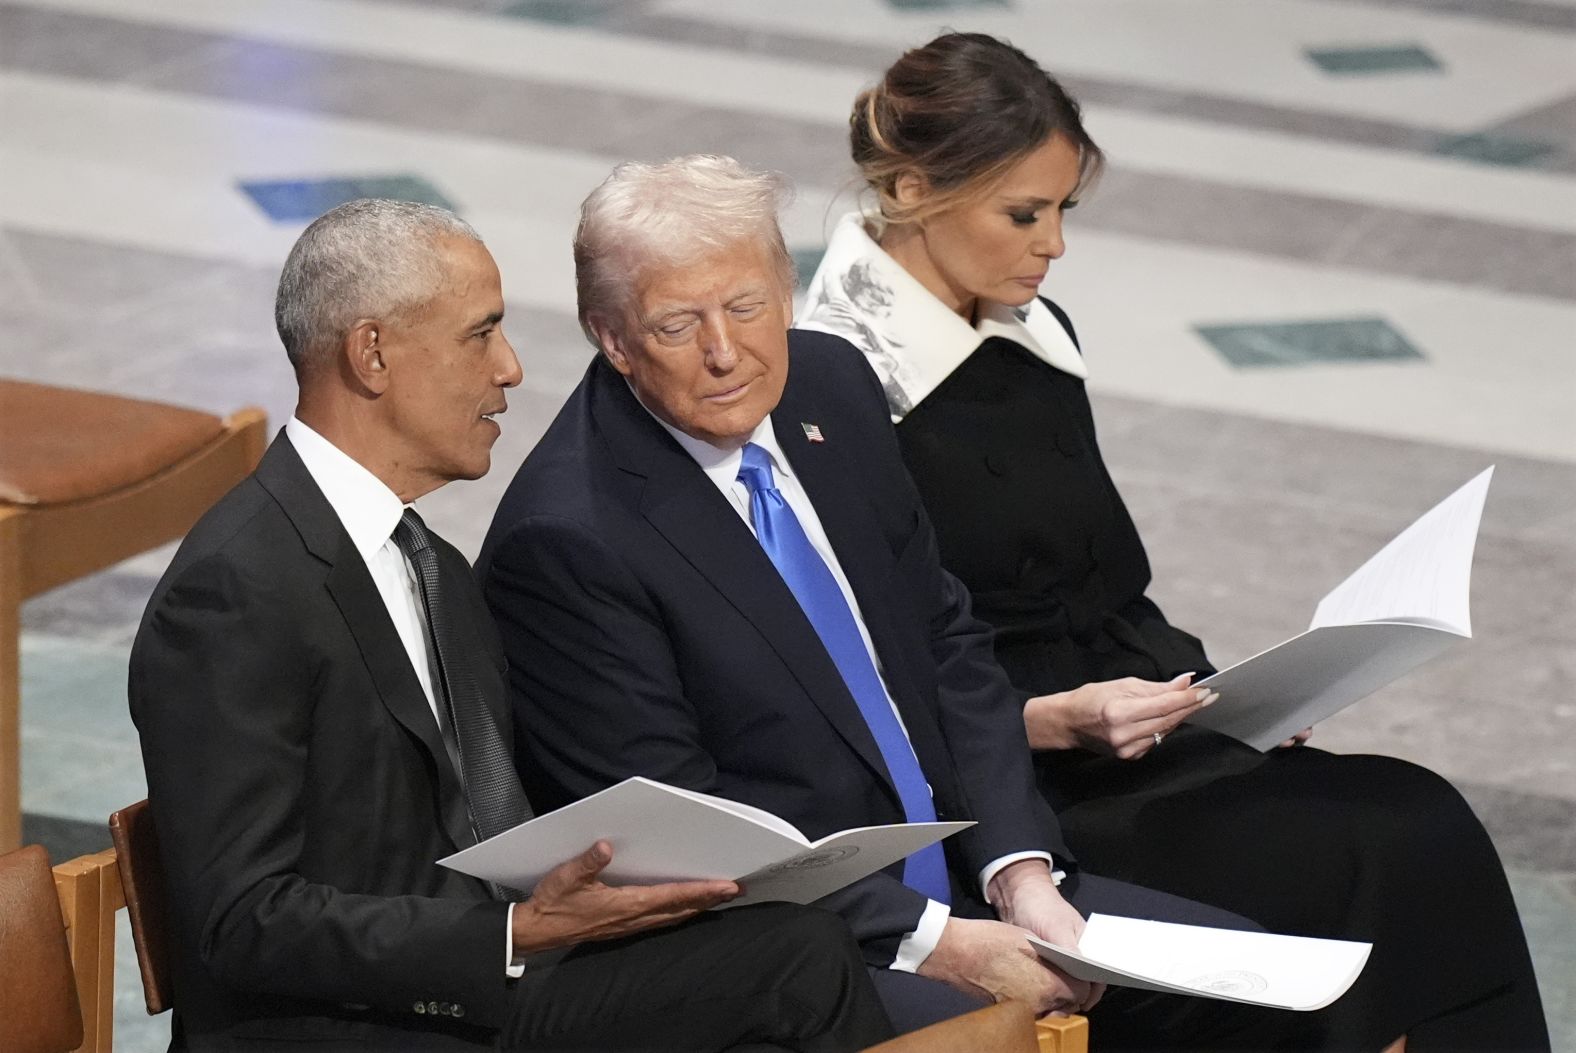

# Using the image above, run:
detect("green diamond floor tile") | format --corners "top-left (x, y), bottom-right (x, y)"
top-left (791, 247), bottom-right (825, 289)
top-left (886, 0), bottom-right (1009, 9)
top-left (501, 0), bottom-right (623, 25)
top-left (1434, 132), bottom-right (1561, 168)
top-left (1305, 44), bottom-right (1443, 75)
top-left (1195, 318), bottom-right (1426, 369)
top-left (239, 175), bottom-right (457, 223)
top-left (1506, 869), bottom-right (1576, 1051)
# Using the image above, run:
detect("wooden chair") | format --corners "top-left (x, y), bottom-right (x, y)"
top-left (0, 844), bottom-right (87, 1053)
top-left (860, 1000), bottom-right (1089, 1052)
top-left (1036, 1015), bottom-right (1090, 1053)
top-left (861, 1001), bottom-right (1039, 1053)
top-left (50, 847), bottom-right (124, 1053)
top-left (0, 842), bottom-right (128, 1053)
top-left (3, 802), bottom-right (174, 1053)
top-left (0, 379), bottom-right (267, 851)
top-left (109, 800), bottom-right (173, 1015)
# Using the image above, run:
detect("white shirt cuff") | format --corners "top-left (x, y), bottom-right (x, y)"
top-left (978, 851), bottom-right (1062, 902)
top-left (505, 903), bottom-right (525, 978)
top-left (889, 899), bottom-right (951, 973)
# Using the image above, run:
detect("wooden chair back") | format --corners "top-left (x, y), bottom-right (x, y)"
top-left (0, 844), bottom-right (85, 1053)
top-left (110, 799), bottom-right (175, 1015)
top-left (2, 400), bottom-right (267, 851)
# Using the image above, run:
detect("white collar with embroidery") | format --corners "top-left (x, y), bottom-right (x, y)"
top-left (796, 212), bottom-right (1087, 422)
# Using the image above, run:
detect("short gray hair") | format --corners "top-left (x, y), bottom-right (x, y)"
top-left (573, 155), bottom-right (796, 347)
top-left (274, 198), bottom-right (482, 374)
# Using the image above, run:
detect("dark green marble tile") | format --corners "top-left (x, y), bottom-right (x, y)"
top-left (1195, 318), bottom-right (1425, 368)
top-left (239, 175), bottom-right (457, 223)
top-left (1505, 869), bottom-right (1576, 1050)
top-left (1433, 132), bottom-right (1560, 167)
top-left (502, 0), bottom-right (624, 25)
top-left (885, 0), bottom-right (1010, 9)
top-left (1305, 44), bottom-right (1443, 75)
top-left (790, 247), bottom-right (825, 289)
top-left (21, 813), bottom-right (112, 862)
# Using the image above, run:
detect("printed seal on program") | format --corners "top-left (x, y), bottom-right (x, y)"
top-left (1186, 971), bottom-right (1269, 995)
top-left (766, 846), bottom-right (859, 873)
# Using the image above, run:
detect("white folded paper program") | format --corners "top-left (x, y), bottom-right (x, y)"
top-left (438, 776), bottom-right (972, 907)
top-left (1028, 914), bottom-right (1372, 1012)
top-left (1190, 466), bottom-right (1494, 750)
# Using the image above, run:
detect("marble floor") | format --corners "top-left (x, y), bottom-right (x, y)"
top-left (3, 0), bottom-right (1573, 1048)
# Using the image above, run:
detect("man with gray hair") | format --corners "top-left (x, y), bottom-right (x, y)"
top-left (130, 197), bottom-right (892, 1051)
top-left (480, 159), bottom-right (1312, 1045)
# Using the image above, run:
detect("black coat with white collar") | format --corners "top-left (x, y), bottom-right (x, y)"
top-left (888, 300), bottom-right (1214, 695)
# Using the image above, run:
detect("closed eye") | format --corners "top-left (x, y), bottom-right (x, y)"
top-left (657, 319), bottom-right (698, 340)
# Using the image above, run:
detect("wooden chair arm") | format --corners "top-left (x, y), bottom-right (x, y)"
top-left (1037, 1014), bottom-right (1090, 1053)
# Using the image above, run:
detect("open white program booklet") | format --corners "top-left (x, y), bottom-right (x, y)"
top-left (1029, 914), bottom-right (1372, 1011)
top-left (438, 776), bottom-right (972, 907)
top-left (1190, 467), bottom-right (1494, 750)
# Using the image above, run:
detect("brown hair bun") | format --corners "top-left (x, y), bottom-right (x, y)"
top-left (851, 32), bottom-right (1102, 224)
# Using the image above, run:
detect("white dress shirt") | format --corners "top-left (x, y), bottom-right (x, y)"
top-left (646, 407), bottom-right (1052, 970)
top-left (286, 417), bottom-right (522, 975)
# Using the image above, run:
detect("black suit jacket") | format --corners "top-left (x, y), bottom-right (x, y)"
top-left (478, 337), bottom-right (1066, 966)
top-left (130, 434), bottom-right (514, 1049)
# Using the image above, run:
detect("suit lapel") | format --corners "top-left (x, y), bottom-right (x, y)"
top-left (255, 434), bottom-right (475, 852)
top-left (588, 363), bottom-right (896, 792)
top-left (773, 382), bottom-right (946, 775)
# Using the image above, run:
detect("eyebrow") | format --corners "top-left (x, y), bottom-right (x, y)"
top-left (643, 306), bottom-right (698, 328)
top-left (999, 196), bottom-right (1056, 208)
top-left (466, 310), bottom-right (504, 332)
top-left (644, 287), bottom-right (772, 323)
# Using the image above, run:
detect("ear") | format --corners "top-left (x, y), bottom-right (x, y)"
top-left (893, 170), bottom-right (930, 215)
top-left (343, 319), bottom-right (390, 394)
top-left (588, 313), bottom-right (634, 377)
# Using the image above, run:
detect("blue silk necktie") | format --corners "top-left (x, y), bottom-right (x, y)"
top-left (736, 443), bottom-right (950, 904)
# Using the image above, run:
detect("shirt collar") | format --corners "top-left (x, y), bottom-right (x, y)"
top-left (286, 416), bottom-right (409, 563)
top-left (628, 381), bottom-right (789, 491)
top-left (796, 212), bottom-right (1088, 422)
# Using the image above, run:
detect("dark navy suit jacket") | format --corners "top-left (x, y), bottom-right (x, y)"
top-left (478, 334), bottom-right (1067, 966)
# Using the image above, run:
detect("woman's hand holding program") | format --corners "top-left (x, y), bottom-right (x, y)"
top-left (1024, 674), bottom-right (1217, 758)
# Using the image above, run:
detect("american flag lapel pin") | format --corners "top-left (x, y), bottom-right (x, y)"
top-left (801, 422), bottom-right (825, 444)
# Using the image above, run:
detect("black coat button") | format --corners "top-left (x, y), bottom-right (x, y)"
top-left (985, 452), bottom-right (1009, 477)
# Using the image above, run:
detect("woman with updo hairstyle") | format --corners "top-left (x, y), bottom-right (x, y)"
top-left (796, 31), bottom-right (1548, 1051)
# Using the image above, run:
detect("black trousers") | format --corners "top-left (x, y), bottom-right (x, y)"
top-left (501, 902), bottom-right (893, 1052)
top-left (1045, 733), bottom-right (1550, 1051)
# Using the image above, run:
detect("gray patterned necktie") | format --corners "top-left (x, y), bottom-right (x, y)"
top-left (392, 509), bottom-right (532, 846)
